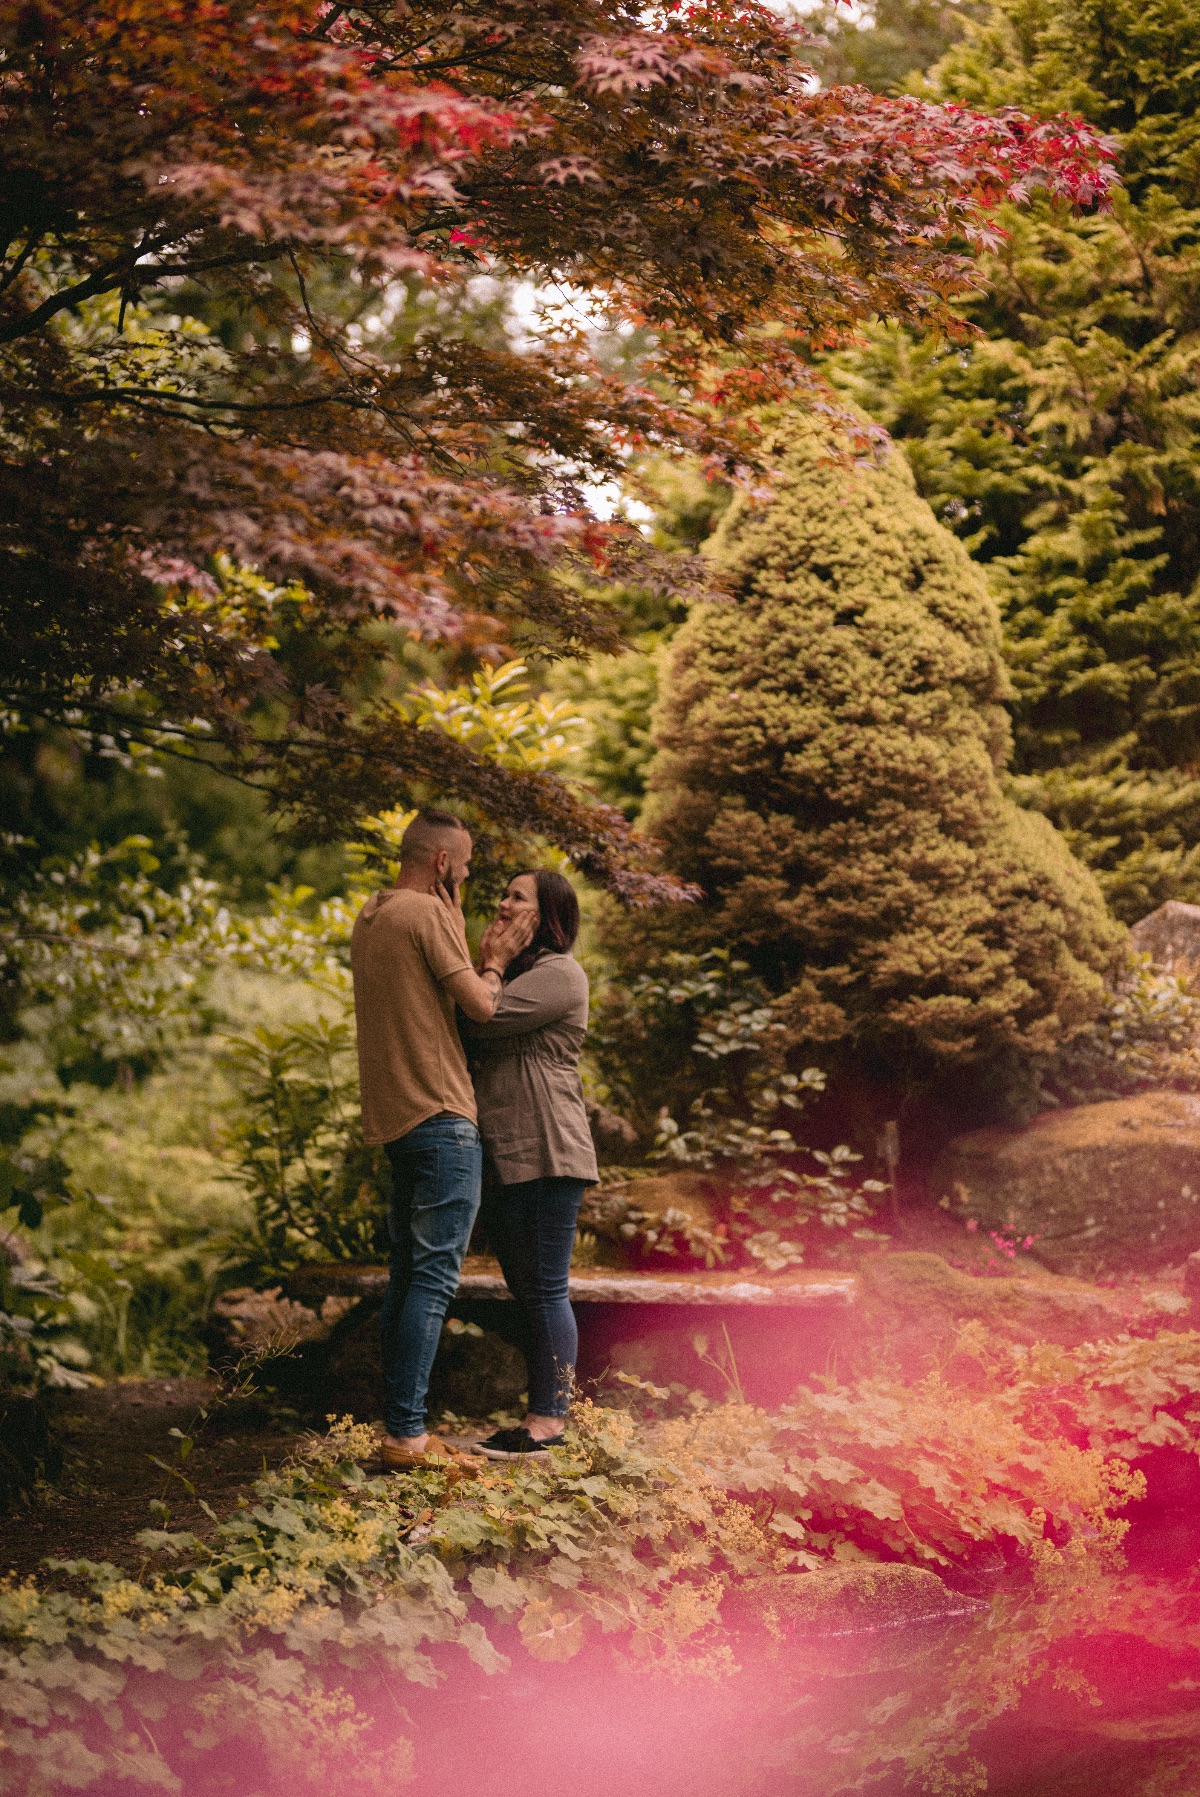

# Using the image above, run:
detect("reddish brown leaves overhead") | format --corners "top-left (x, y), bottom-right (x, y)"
top-left (0, 0), bottom-right (1118, 893)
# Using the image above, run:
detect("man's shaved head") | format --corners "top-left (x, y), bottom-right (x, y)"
top-left (399, 809), bottom-right (470, 869)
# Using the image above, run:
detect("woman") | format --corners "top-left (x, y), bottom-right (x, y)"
top-left (462, 869), bottom-right (598, 1459)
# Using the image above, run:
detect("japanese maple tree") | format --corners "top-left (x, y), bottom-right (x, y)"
top-left (0, 0), bottom-right (1116, 895)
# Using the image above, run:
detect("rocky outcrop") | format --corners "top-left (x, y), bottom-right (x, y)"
top-left (862, 1252), bottom-right (1134, 1347)
top-left (1130, 900), bottom-right (1200, 970)
top-left (855, 1252), bottom-right (1187, 1366)
top-left (208, 1286), bottom-right (356, 1356)
top-left (737, 1564), bottom-right (987, 1674)
top-left (770, 1563), bottom-right (984, 1634)
top-left (930, 1091), bottom-right (1200, 1276)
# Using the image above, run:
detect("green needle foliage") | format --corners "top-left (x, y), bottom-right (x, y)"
top-left (829, 0), bottom-right (1200, 921)
top-left (610, 418), bottom-right (1123, 1101)
top-left (802, 0), bottom-right (973, 96)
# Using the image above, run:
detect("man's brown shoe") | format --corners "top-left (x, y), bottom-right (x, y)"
top-left (377, 1435), bottom-right (482, 1474)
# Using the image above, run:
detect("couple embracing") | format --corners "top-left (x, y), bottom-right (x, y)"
top-left (350, 810), bottom-right (598, 1471)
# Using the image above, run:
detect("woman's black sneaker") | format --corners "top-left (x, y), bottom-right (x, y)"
top-left (474, 1426), bottom-right (564, 1461)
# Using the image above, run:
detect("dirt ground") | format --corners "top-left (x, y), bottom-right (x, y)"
top-left (2, 1378), bottom-right (308, 1580)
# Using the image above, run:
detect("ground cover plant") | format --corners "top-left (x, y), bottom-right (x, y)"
top-left (7, 1325), bottom-right (1200, 1794)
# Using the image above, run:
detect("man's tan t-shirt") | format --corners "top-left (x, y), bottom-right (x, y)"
top-left (351, 889), bottom-right (476, 1145)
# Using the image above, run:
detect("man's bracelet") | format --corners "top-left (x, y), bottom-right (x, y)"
top-left (480, 965), bottom-right (504, 982)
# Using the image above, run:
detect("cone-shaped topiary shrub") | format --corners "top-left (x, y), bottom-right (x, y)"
top-left (618, 419), bottom-right (1126, 1089)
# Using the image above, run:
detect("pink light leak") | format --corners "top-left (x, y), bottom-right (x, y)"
top-left (173, 1300), bottom-right (1200, 1797)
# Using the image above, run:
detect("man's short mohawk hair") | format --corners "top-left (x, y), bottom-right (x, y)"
top-left (399, 808), bottom-right (469, 866)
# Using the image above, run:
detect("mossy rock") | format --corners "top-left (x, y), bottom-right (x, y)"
top-left (856, 1250), bottom-right (1133, 1351)
top-left (930, 1091), bottom-right (1200, 1276)
top-left (428, 1322), bottom-right (527, 1418)
top-left (281, 1299), bottom-right (527, 1422)
top-left (737, 1563), bottom-right (987, 1674)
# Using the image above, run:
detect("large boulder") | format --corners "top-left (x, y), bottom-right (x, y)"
top-left (735, 1564), bottom-right (987, 1675)
top-left (930, 1091), bottom-right (1200, 1276)
top-left (1130, 901), bottom-right (1200, 969)
top-left (856, 1252), bottom-right (1184, 1356)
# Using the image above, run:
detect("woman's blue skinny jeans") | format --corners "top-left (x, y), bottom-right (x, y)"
top-left (485, 1175), bottom-right (585, 1419)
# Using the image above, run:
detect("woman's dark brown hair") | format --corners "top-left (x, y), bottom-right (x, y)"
top-left (503, 869), bottom-right (580, 981)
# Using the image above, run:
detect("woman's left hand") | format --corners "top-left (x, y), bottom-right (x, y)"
top-left (479, 907), bottom-right (536, 972)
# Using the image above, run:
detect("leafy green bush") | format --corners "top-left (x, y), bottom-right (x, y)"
top-left (0, 1118), bottom-right (92, 1508)
top-left (223, 1014), bottom-right (389, 1270)
top-left (1, 968), bottom-right (351, 1385)
top-left (1032, 951), bottom-right (1200, 1108)
top-left (588, 948), bottom-right (788, 1136)
top-left (609, 418), bottom-right (1125, 1107)
top-left (2, 838), bottom-right (223, 1087)
top-left (1, 1099), bottom-right (96, 1410)
top-left (583, 947), bottom-right (886, 1269)
top-left (547, 642), bottom-right (661, 820)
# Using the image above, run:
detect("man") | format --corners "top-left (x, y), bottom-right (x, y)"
top-left (351, 809), bottom-right (535, 1471)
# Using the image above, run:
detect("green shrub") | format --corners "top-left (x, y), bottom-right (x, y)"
top-left (546, 639), bottom-right (662, 820)
top-left (611, 418), bottom-right (1125, 1100)
top-left (588, 947), bottom-right (788, 1136)
top-left (223, 1013), bottom-right (389, 1271)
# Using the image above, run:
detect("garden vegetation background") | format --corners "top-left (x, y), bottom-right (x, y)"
top-left (5, 2), bottom-right (1200, 1791)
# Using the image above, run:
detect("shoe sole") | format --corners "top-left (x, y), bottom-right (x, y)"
top-left (377, 1451), bottom-right (483, 1473)
top-left (474, 1444), bottom-right (553, 1461)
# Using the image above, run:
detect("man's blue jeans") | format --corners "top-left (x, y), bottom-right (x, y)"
top-left (382, 1114), bottom-right (482, 1438)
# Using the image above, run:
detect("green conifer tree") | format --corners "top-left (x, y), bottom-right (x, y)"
top-left (803, 0), bottom-right (972, 96)
top-left (612, 420), bottom-right (1123, 1092)
top-left (830, 0), bottom-right (1200, 921)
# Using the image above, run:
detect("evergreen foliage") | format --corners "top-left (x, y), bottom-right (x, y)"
top-left (618, 420), bottom-right (1123, 1087)
top-left (830, 0), bottom-right (1200, 920)
top-left (803, 0), bottom-right (972, 96)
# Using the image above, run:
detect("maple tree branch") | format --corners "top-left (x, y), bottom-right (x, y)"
top-left (0, 258), bottom-right (138, 345)
top-left (0, 241), bottom-right (304, 346)
top-left (0, 233), bottom-right (45, 299)
top-left (303, 4), bottom-right (347, 40)
top-left (286, 248), bottom-right (372, 400)
top-left (33, 384), bottom-right (368, 416)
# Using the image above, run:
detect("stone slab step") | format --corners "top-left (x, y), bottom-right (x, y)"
top-left (285, 1256), bottom-right (857, 1309)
